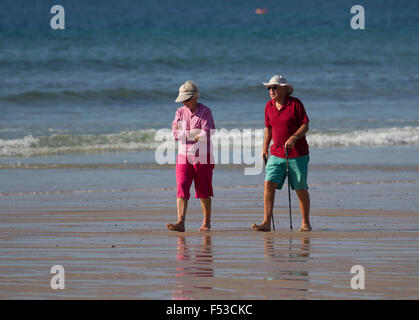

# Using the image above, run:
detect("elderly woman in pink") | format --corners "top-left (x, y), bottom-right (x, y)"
top-left (167, 81), bottom-right (215, 232)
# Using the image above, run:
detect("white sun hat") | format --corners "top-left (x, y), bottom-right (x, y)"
top-left (175, 80), bottom-right (199, 103)
top-left (263, 75), bottom-right (294, 94)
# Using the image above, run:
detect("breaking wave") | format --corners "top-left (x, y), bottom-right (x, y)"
top-left (1, 126), bottom-right (418, 157)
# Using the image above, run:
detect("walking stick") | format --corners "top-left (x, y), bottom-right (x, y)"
top-left (263, 155), bottom-right (275, 231)
top-left (285, 148), bottom-right (293, 231)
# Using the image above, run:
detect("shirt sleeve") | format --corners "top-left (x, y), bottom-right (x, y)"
top-left (172, 109), bottom-right (187, 140)
top-left (296, 100), bottom-right (309, 125)
top-left (196, 108), bottom-right (215, 141)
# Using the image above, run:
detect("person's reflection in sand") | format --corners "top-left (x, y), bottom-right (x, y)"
top-left (263, 236), bottom-right (311, 282)
top-left (172, 234), bottom-right (214, 300)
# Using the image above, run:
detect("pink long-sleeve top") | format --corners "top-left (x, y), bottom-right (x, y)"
top-left (172, 103), bottom-right (215, 160)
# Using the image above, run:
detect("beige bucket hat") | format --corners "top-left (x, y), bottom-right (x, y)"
top-left (263, 75), bottom-right (294, 94)
top-left (175, 80), bottom-right (199, 102)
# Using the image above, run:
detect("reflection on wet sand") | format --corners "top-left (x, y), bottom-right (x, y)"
top-left (264, 237), bottom-right (311, 284)
top-left (172, 234), bottom-right (214, 300)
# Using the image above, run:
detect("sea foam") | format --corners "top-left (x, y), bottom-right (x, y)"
top-left (1, 127), bottom-right (418, 157)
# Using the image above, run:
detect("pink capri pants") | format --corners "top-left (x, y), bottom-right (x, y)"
top-left (176, 155), bottom-right (214, 199)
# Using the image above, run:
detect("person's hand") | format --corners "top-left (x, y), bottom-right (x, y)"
top-left (261, 151), bottom-right (269, 165)
top-left (285, 136), bottom-right (297, 149)
top-left (174, 122), bottom-right (183, 131)
top-left (188, 129), bottom-right (201, 142)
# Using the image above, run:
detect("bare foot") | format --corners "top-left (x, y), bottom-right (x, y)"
top-left (167, 222), bottom-right (185, 232)
top-left (199, 224), bottom-right (211, 231)
top-left (251, 222), bottom-right (271, 232)
top-left (299, 224), bottom-right (312, 232)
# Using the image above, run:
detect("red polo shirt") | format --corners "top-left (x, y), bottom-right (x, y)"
top-left (265, 96), bottom-right (309, 159)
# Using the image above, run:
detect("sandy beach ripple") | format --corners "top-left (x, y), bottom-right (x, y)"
top-left (0, 207), bottom-right (418, 299)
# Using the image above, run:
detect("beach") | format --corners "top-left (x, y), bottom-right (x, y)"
top-left (1, 208), bottom-right (418, 300)
top-left (1, 156), bottom-right (418, 300)
top-left (1, 0), bottom-right (419, 300)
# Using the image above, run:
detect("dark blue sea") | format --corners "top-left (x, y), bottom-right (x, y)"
top-left (0, 0), bottom-right (418, 204)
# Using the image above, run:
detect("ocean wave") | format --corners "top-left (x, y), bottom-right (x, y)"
top-left (1, 127), bottom-right (418, 157)
top-left (0, 84), bottom-right (266, 105)
top-left (0, 88), bottom-right (175, 105)
top-left (307, 127), bottom-right (419, 148)
top-left (0, 130), bottom-right (159, 157)
top-left (4, 83), bottom-right (417, 106)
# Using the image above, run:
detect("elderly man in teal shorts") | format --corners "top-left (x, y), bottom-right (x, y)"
top-left (252, 75), bottom-right (312, 232)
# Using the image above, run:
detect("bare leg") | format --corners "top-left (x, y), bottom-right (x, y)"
top-left (199, 197), bottom-right (211, 231)
top-left (167, 198), bottom-right (188, 232)
top-left (252, 181), bottom-right (277, 231)
top-left (296, 189), bottom-right (311, 231)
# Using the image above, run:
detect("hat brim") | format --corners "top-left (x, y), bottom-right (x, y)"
top-left (262, 83), bottom-right (294, 94)
top-left (175, 93), bottom-right (195, 103)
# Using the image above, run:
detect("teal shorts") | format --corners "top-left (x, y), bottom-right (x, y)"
top-left (265, 155), bottom-right (309, 190)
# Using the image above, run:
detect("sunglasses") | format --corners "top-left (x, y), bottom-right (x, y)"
top-left (267, 86), bottom-right (279, 91)
top-left (183, 96), bottom-right (193, 102)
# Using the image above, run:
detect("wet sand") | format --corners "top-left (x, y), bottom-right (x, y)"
top-left (0, 205), bottom-right (418, 299)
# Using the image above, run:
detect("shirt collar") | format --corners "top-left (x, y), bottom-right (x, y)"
top-left (185, 103), bottom-right (200, 115)
top-left (271, 96), bottom-right (291, 108)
